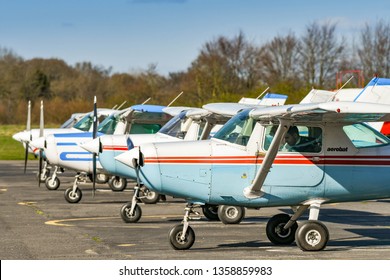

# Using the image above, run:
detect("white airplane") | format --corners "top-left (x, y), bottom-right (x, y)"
top-left (12, 100), bottom-right (117, 179)
top-left (31, 101), bottom-right (173, 203)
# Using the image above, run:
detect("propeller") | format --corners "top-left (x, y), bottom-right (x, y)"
top-left (38, 100), bottom-right (44, 188)
top-left (92, 96), bottom-right (98, 197)
top-left (24, 100), bottom-right (32, 173)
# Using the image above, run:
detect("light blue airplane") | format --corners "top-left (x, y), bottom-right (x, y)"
top-left (116, 77), bottom-right (390, 251)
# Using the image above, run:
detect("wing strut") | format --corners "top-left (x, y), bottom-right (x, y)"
top-left (243, 120), bottom-right (290, 199)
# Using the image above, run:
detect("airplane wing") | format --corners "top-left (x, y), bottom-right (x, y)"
top-left (250, 101), bottom-right (390, 123)
top-left (243, 101), bottom-right (390, 199)
top-left (162, 106), bottom-right (195, 116)
top-left (185, 108), bottom-right (211, 119)
top-left (203, 103), bottom-right (265, 117)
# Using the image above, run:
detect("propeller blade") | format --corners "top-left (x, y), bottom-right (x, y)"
top-left (24, 100), bottom-right (31, 174)
top-left (24, 142), bottom-right (29, 173)
top-left (38, 100), bottom-right (44, 188)
top-left (92, 153), bottom-right (96, 197)
top-left (38, 150), bottom-right (43, 188)
top-left (92, 96), bottom-right (97, 139)
top-left (92, 96), bottom-right (97, 197)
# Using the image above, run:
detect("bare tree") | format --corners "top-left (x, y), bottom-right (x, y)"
top-left (358, 20), bottom-right (390, 79)
top-left (189, 31), bottom-right (262, 102)
top-left (299, 22), bottom-right (345, 88)
top-left (261, 33), bottom-right (301, 84)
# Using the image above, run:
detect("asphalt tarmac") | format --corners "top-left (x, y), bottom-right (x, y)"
top-left (1, 160), bottom-right (390, 260)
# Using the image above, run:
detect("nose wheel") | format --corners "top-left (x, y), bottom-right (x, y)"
top-left (120, 202), bottom-right (142, 223)
top-left (169, 224), bottom-right (195, 250)
top-left (64, 187), bottom-right (82, 203)
top-left (45, 176), bottom-right (60, 190)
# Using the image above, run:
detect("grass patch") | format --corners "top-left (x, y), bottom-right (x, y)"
top-left (0, 125), bottom-right (32, 160)
top-left (0, 124), bottom-right (56, 160)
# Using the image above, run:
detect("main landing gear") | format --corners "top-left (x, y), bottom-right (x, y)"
top-left (201, 204), bottom-right (246, 223)
top-left (266, 201), bottom-right (329, 251)
top-left (168, 200), bottom-right (329, 251)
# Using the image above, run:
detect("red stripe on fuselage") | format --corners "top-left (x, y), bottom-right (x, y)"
top-left (102, 145), bottom-right (128, 151)
top-left (143, 155), bottom-right (390, 166)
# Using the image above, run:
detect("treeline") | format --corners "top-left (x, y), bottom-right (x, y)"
top-left (1, 20), bottom-right (390, 125)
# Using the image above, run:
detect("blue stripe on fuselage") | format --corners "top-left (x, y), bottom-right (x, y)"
top-left (59, 152), bottom-right (97, 161)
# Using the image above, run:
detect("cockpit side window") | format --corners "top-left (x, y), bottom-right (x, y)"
top-left (263, 125), bottom-right (322, 153)
top-left (343, 123), bottom-right (390, 148)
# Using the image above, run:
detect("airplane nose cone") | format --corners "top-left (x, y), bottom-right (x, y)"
top-left (79, 138), bottom-right (101, 154)
top-left (30, 136), bottom-right (46, 150)
top-left (115, 148), bottom-right (139, 169)
top-left (12, 131), bottom-right (30, 142)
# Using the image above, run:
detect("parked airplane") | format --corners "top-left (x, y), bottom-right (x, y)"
top-left (12, 101), bottom-right (117, 179)
top-left (115, 77), bottom-right (390, 251)
top-left (80, 94), bottom-right (288, 222)
top-left (31, 102), bottom-right (172, 202)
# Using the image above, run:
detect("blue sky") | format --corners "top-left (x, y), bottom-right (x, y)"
top-left (1, 0), bottom-right (390, 76)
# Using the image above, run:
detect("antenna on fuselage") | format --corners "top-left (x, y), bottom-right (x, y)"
top-left (256, 87), bottom-right (270, 99)
top-left (167, 91), bottom-right (183, 107)
top-left (116, 101), bottom-right (127, 110)
top-left (331, 76), bottom-right (354, 101)
top-left (141, 97), bottom-right (151, 105)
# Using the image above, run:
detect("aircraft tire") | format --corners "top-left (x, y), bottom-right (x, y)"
top-left (169, 224), bottom-right (195, 250)
top-left (266, 213), bottom-right (297, 245)
top-left (295, 221), bottom-right (329, 251)
top-left (202, 204), bottom-right (220, 221)
top-left (139, 187), bottom-right (161, 204)
top-left (218, 205), bottom-right (245, 224)
top-left (45, 176), bottom-right (60, 190)
top-left (64, 188), bottom-right (82, 203)
top-left (120, 202), bottom-right (142, 223)
top-left (108, 176), bottom-right (127, 192)
top-left (96, 173), bottom-right (109, 184)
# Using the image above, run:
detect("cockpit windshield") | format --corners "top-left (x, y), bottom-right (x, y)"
top-left (73, 114), bottom-right (93, 132)
top-left (97, 113), bottom-right (119, 134)
top-left (213, 109), bottom-right (254, 146)
top-left (158, 111), bottom-right (187, 138)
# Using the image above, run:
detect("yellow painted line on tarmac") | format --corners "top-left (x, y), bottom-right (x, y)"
top-left (45, 214), bottom-right (182, 227)
top-left (117, 244), bottom-right (136, 247)
top-left (45, 216), bottom-right (116, 227)
top-left (0, 188), bottom-right (7, 192)
top-left (18, 201), bottom-right (37, 206)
